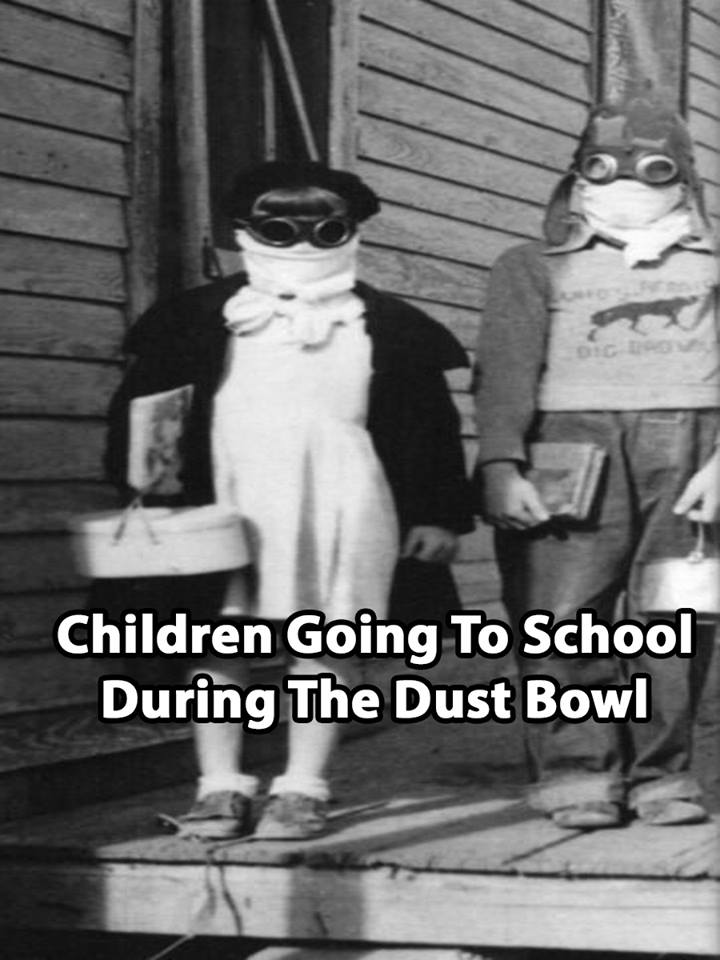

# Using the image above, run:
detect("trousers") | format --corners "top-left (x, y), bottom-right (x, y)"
top-left (496, 409), bottom-right (718, 811)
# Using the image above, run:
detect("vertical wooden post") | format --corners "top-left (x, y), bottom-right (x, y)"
top-left (328, 0), bottom-right (360, 169)
top-left (172, 0), bottom-right (213, 288)
top-left (599, 0), bottom-right (689, 111)
top-left (127, 0), bottom-right (162, 323)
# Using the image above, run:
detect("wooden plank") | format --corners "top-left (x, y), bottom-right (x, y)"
top-left (329, 0), bottom-right (361, 167)
top-left (126, 0), bottom-right (163, 322)
top-left (173, 0), bottom-right (213, 288)
top-left (0, 116), bottom-right (129, 196)
top-left (0, 420), bottom-right (106, 480)
top-left (360, 22), bottom-right (590, 134)
top-left (0, 590), bottom-right (92, 648)
top-left (432, 0), bottom-right (591, 62)
top-left (0, 711), bottom-right (194, 821)
top-left (0, 859), bottom-right (716, 954)
top-left (365, 202), bottom-right (524, 270)
top-left (0, 650), bottom-right (101, 713)
top-left (360, 245), bottom-right (485, 310)
top-left (689, 107), bottom-right (720, 151)
top-left (0, 357), bottom-right (121, 417)
top-left (519, 0), bottom-right (592, 30)
top-left (510, 820), bottom-right (719, 879)
top-left (359, 115), bottom-right (559, 207)
top-left (693, 0), bottom-right (720, 25)
top-left (688, 75), bottom-right (720, 118)
top-left (362, 0), bottom-right (587, 97)
top-left (0, 533), bottom-right (87, 593)
top-left (689, 43), bottom-right (720, 89)
top-left (0, 295), bottom-right (124, 359)
top-left (359, 70), bottom-right (576, 172)
top-left (0, 177), bottom-right (127, 248)
top-left (0, 61), bottom-right (129, 141)
top-left (252, 950), bottom-right (468, 960)
top-left (696, 143), bottom-right (720, 185)
top-left (690, 7), bottom-right (720, 55)
top-left (0, 483), bottom-right (118, 534)
top-left (14, 0), bottom-right (133, 36)
top-left (0, 235), bottom-right (126, 303)
top-left (0, 3), bottom-right (131, 91)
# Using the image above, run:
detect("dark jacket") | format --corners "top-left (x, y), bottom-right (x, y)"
top-left (101, 274), bottom-right (474, 622)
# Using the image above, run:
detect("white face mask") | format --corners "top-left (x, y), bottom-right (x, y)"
top-left (578, 179), bottom-right (685, 230)
top-left (235, 230), bottom-right (359, 293)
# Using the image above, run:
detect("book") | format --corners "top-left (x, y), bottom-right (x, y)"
top-left (127, 385), bottom-right (194, 495)
top-left (526, 441), bottom-right (607, 521)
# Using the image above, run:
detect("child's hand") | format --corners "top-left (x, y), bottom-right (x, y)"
top-left (479, 461), bottom-right (551, 530)
top-left (402, 526), bottom-right (458, 563)
top-left (673, 447), bottom-right (720, 523)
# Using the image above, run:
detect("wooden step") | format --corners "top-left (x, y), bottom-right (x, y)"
top-left (0, 703), bottom-right (288, 823)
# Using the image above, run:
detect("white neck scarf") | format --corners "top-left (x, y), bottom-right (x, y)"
top-left (577, 179), bottom-right (694, 267)
top-left (223, 232), bottom-right (364, 346)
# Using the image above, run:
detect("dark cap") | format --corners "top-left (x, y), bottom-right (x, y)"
top-left (226, 161), bottom-right (381, 222)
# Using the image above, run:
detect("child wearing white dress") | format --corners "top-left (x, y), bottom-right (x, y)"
top-left (105, 162), bottom-right (473, 838)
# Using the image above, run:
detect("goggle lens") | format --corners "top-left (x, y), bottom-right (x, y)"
top-left (581, 153), bottom-right (618, 183)
top-left (636, 154), bottom-right (678, 184)
top-left (580, 152), bottom-right (679, 185)
top-left (314, 218), bottom-right (353, 246)
top-left (238, 216), bottom-right (355, 248)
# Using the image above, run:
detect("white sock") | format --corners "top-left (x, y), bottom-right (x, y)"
top-left (197, 772), bottom-right (259, 799)
top-left (269, 772), bottom-right (330, 802)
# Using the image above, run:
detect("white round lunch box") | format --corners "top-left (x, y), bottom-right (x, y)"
top-left (69, 504), bottom-right (250, 578)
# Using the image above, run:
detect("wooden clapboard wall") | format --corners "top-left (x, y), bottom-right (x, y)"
top-left (0, 0), bottom-right (141, 714)
top-left (688, 0), bottom-right (720, 233)
top-left (353, 0), bottom-right (595, 607)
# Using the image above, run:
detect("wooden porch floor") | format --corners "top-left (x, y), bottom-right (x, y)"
top-left (0, 652), bottom-right (718, 956)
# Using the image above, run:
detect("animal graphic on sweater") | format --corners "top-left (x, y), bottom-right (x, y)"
top-left (588, 295), bottom-right (699, 341)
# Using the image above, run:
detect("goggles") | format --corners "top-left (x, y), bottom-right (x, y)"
top-left (578, 151), bottom-right (679, 185)
top-left (235, 215), bottom-right (356, 248)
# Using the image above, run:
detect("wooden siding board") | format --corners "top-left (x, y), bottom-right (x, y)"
top-left (360, 245), bottom-right (485, 310)
top-left (690, 8), bottom-right (720, 55)
top-left (688, 75), bottom-right (720, 117)
top-left (693, 0), bottom-right (720, 26)
top-left (12, 0), bottom-right (133, 36)
top-left (1, 421), bottom-right (106, 481)
top-left (0, 117), bottom-right (129, 197)
top-left (0, 357), bottom-right (121, 417)
top-left (359, 70), bottom-right (576, 171)
top-left (362, 0), bottom-right (588, 97)
top-left (0, 177), bottom-right (127, 248)
top-left (689, 44), bottom-right (720, 89)
top-left (0, 652), bottom-right (103, 714)
top-left (689, 108), bottom-right (720, 152)
top-left (0, 483), bottom-right (118, 534)
top-left (358, 161), bottom-right (544, 241)
top-left (0, 235), bottom-right (125, 303)
top-left (0, 591), bottom-right (89, 649)
top-left (359, 116), bottom-right (558, 207)
top-left (360, 22), bottom-right (590, 134)
top-left (517, 0), bottom-right (593, 30)
top-left (426, 0), bottom-right (591, 62)
top-left (126, 0), bottom-right (163, 321)
top-left (0, 295), bottom-right (124, 360)
top-left (696, 143), bottom-right (720, 185)
top-left (0, 534), bottom-right (86, 593)
top-left (0, 3), bottom-right (131, 91)
top-left (0, 61), bottom-right (129, 142)
top-left (365, 202), bottom-right (525, 270)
